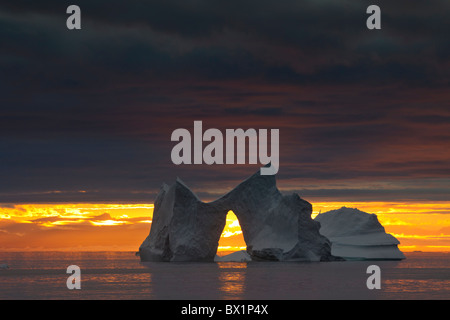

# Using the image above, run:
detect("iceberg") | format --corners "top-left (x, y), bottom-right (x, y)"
top-left (215, 250), bottom-right (252, 262)
top-left (139, 167), bottom-right (338, 262)
top-left (315, 207), bottom-right (405, 260)
top-left (139, 178), bottom-right (227, 262)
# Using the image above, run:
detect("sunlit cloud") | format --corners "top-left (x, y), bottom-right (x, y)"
top-left (229, 219), bottom-right (240, 228)
top-left (392, 233), bottom-right (450, 240)
top-left (218, 246), bottom-right (247, 251)
top-left (0, 203), bottom-right (154, 223)
top-left (221, 230), bottom-right (243, 238)
top-left (89, 220), bottom-right (130, 226)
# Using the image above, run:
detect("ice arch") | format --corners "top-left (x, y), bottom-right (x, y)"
top-left (139, 168), bottom-right (337, 262)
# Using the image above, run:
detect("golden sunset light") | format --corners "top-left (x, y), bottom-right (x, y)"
top-left (0, 204), bottom-right (154, 251)
top-left (0, 203), bottom-right (154, 222)
top-left (1, 202), bottom-right (448, 252)
top-left (218, 210), bottom-right (246, 254)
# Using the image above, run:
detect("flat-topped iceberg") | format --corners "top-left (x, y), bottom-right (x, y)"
top-left (315, 207), bottom-right (405, 260)
top-left (139, 167), bottom-right (338, 262)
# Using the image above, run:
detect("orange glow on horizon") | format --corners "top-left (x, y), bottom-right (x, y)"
top-left (218, 211), bottom-right (246, 253)
top-left (0, 202), bottom-right (449, 252)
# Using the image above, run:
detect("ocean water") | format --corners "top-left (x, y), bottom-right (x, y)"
top-left (0, 251), bottom-right (448, 300)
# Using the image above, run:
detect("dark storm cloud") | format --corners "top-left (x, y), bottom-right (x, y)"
top-left (0, 1), bottom-right (449, 202)
top-left (1, 0), bottom-right (449, 86)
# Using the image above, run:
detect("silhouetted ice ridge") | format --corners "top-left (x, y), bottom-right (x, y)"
top-left (139, 167), bottom-right (338, 262)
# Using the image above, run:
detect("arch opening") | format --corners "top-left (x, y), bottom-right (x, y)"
top-left (217, 210), bottom-right (247, 256)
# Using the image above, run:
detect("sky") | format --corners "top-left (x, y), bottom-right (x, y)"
top-left (0, 1), bottom-right (449, 252)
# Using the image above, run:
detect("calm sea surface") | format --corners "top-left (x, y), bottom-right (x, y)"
top-left (0, 251), bottom-right (448, 300)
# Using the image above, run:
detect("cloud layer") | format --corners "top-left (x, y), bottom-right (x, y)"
top-left (1, 1), bottom-right (449, 202)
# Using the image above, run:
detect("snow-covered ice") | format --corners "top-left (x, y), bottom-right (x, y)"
top-left (215, 251), bottom-right (252, 262)
top-left (315, 207), bottom-right (405, 260)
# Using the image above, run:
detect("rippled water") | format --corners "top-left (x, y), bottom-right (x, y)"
top-left (0, 251), bottom-right (448, 300)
